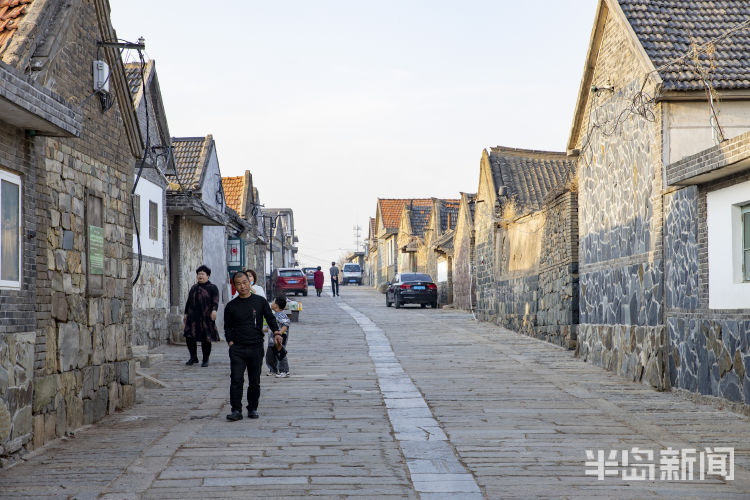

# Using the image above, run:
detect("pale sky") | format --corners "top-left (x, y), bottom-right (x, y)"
top-left (110, 1), bottom-right (598, 269)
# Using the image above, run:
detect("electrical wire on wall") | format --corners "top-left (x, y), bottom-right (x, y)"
top-left (130, 45), bottom-right (150, 286)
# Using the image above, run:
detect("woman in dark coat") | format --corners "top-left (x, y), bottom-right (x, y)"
top-left (313, 266), bottom-right (325, 297)
top-left (183, 265), bottom-right (220, 367)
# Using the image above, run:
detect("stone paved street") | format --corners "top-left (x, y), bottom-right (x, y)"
top-left (1, 287), bottom-right (749, 498)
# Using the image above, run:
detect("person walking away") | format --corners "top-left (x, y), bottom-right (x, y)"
top-left (224, 271), bottom-right (280, 421)
top-left (313, 266), bottom-right (325, 297)
top-left (265, 296), bottom-right (291, 377)
top-left (183, 265), bottom-right (219, 367)
top-left (329, 261), bottom-right (340, 296)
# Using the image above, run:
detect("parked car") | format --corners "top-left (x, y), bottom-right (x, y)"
top-left (385, 273), bottom-right (437, 308)
top-left (274, 268), bottom-right (308, 296)
top-left (301, 267), bottom-right (317, 286)
top-left (341, 263), bottom-right (363, 285)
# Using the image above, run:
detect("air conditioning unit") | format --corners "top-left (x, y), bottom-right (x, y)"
top-left (93, 60), bottom-right (109, 93)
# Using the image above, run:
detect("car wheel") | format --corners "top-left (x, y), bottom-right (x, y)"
top-left (394, 295), bottom-right (401, 308)
top-left (420, 304), bottom-right (426, 309)
top-left (431, 300), bottom-right (438, 309)
top-left (302, 289), bottom-right (307, 296)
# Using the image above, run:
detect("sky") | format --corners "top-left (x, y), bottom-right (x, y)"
top-left (109, 0), bottom-right (598, 269)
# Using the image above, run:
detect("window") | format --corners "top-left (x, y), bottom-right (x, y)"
top-left (743, 205), bottom-right (750, 281)
top-left (148, 200), bottom-right (158, 241)
top-left (0, 170), bottom-right (21, 288)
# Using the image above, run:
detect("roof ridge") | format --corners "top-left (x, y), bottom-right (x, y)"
top-left (490, 146), bottom-right (569, 158)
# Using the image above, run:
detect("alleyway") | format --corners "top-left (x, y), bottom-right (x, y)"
top-left (1, 288), bottom-right (749, 499)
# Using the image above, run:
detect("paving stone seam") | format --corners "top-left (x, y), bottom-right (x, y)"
top-left (336, 300), bottom-right (484, 498)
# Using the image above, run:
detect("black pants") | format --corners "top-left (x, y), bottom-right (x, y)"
top-left (229, 343), bottom-right (264, 412)
top-left (186, 338), bottom-right (212, 362)
top-left (331, 277), bottom-right (339, 296)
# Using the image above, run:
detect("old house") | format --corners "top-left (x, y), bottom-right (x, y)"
top-left (396, 199), bottom-right (432, 274)
top-left (373, 199), bottom-right (409, 287)
top-left (262, 208), bottom-right (298, 271)
top-left (222, 171), bottom-right (266, 279)
top-left (124, 60), bottom-right (171, 349)
top-left (365, 217), bottom-right (376, 286)
top-left (0, 0), bottom-right (140, 461)
top-left (166, 135), bottom-right (230, 341)
top-left (427, 199), bottom-right (459, 305)
top-left (474, 147), bottom-right (576, 346)
top-left (570, 0), bottom-right (750, 397)
top-left (452, 193), bottom-right (477, 311)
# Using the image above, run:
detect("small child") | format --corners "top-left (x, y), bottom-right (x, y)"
top-left (265, 296), bottom-right (291, 378)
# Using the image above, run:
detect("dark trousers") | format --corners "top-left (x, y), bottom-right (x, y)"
top-left (331, 277), bottom-right (339, 296)
top-left (186, 338), bottom-right (212, 362)
top-left (265, 333), bottom-right (289, 374)
top-left (229, 343), bottom-right (264, 412)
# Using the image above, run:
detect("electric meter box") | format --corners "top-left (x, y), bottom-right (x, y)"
top-left (93, 60), bottom-right (109, 93)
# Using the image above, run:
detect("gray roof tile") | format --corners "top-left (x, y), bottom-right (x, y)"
top-left (488, 147), bottom-right (575, 213)
top-left (169, 136), bottom-right (211, 190)
top-left (618, 0), bottom-right (750, 91)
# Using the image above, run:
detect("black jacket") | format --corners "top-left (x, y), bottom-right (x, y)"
top-left (224, 294), bottom-right (279, 346)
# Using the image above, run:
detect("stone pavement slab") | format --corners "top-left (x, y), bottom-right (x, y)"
top-left (0, 287), bottom-right (748, 498)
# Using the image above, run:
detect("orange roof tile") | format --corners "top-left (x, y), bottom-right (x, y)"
top-left (0, 0), bottom-right (33, 49)
top-left (222, 176), bottom-right (244, 214)
top-left (378, 198), bottom-right (431, 231)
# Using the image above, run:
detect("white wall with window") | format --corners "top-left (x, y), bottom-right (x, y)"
top-left (132, 177), bottom-right (163, 259)
top-left (0, 169), bottom-right (22, 289)
top-left (707, 179), bottom-right (750, 309)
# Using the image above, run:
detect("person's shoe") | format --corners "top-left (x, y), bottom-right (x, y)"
top-left (248, 410), bottom-right (259, 419)
top-left (201, 360), bottom-right (209, 367)
top-left (275, 371), bottom-right (288, 378)
top-left (185, 358), bottom-right (199, 366)
top-left (226, 410), bottom-right (243, 421)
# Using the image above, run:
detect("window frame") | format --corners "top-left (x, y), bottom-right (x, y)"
top-left (0, 169), bottom-right (22, 289)
top-left (148, 200), bottom-right (158, 241)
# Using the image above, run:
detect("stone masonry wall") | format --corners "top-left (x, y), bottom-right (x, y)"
top-left (178, 218), bottom-right (204, 316)
top-left (0, 122), bottom-right (38, 461)
top-left (537, 191), bottom-right (579, 348)
top-left (132, 260), bottom-right (169, 348)
top-left (22, 2), bottom-right (138, 457)
top-left (665, 172), bottom-right (750, 405)
top-left (575, 10), bottom-right (668, 389)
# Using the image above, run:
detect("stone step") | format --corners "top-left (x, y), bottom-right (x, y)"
top-left (138, 353), bottom-right (164, 368)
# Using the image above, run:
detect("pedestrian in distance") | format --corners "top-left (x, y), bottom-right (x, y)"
top-left (329, 261), bottom-right (340, 297)
top-left (224, 271), bottom-right (280, 421)
top-left (265, 295), bottom-right (291, 378)
top-left (183, 265), bottom-right (219, 367)
top-left (313, 266), bottom-right (324, 297)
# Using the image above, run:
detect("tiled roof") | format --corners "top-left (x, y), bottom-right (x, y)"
top-left (378, 199), bottom-right (407, 230)
top-left (123, 63), bottom-right (143, 98)
top-left (618, 0), bottom-right (750, 91)
top-left (368, 217), bottom-right (376, 239)
top-left (222, 176), bottom-right (243, 214)
top-left (438, 199), bottom-right (460, 232)
top-left (169, 136), bottom-right (211, 190)
top-left (407, 200), bottom-right (433, 237)
top-left (0, 0), bottom-right (34, 49)
top-left (488, 147), bottom-right (575, 213)
top-left (466, 193), bottom-right (477, 222)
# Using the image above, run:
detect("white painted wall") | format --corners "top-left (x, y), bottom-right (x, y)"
top-left (665, 101), bottom-right (750, 165)
top-left (200, 147), bottom-right (229, 332)
top-left (707, 179), bottom-right (750, 309)
top-left (133, 177), bottom-right (163, 259)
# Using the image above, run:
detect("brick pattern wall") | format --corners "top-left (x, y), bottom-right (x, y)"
top-left (666, 130), bottom-right (750, 185)
top-left (0, 122), bottom-right (38, 460)
top-left (575, 10), bottom-right (668, 389)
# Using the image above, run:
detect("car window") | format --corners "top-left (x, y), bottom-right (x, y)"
top-left (279, 270), bottom-right (304, 277)
top-left (343, 264), bottom-right (360, 272)
top-left (400, 273), bottom-right (432, 282)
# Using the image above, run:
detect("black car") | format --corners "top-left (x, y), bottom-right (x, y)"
top-left (301, 267), bottom-right (317, 286)
top-left (385, 273), bottom-right (438, 309)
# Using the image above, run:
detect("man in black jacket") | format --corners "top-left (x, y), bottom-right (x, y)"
top-left (224, 271), bottom-right (280, 421)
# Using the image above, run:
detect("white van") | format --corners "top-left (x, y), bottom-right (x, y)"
top-left (341, 263), bottom-right (363, 285)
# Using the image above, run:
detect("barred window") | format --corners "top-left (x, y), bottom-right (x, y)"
top-left (0, 169), bottom-right (21, 288)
